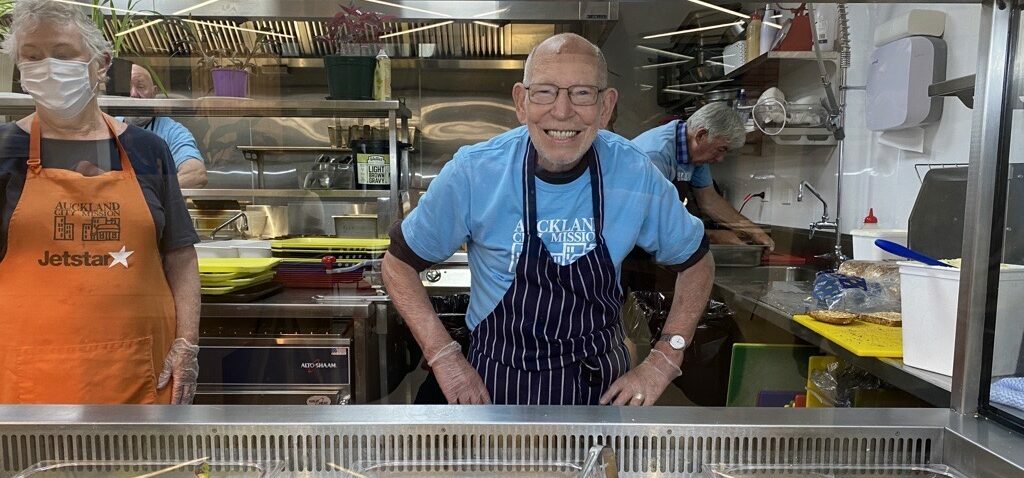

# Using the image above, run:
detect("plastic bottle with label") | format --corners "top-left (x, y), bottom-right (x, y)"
top-left (373, 49), bottom-right (391, 101)
top-left (746, 11), bottom-right (762, 62)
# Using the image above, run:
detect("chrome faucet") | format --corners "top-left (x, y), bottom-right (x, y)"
top-left (797, 181), bottom-right (837, 238)
top-left (797, 180), bottom-right (848, 269)
top-left (210, 212), bottom-right (247, 240)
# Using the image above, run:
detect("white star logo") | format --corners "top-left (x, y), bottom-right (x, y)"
top-left (108, 245), bottom-right (134, 268)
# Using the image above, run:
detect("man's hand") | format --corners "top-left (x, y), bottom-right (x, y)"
top-left (73, 161), bottom-right (105, 177)
top-left (429, 341), bottom-right (491, 404)
top-left (706, 229), bottom-right (745, 245)
top-left (157, 338), bottom-right (200, 404)
top-left (599, 349), bottom-right (682, 406)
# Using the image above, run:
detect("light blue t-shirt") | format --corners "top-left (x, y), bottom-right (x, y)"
top-left (116, 117), bottom-right (203, 170)
top-left (631, 120), bottom-right (713, 188)
top-left (402, 126), bottom-right (706, 329)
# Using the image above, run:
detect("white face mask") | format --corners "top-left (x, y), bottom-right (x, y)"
top-left (18, 58), bottom-right (99, 119)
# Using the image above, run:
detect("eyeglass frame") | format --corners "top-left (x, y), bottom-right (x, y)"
top-left (523, 83), bottom-right (608, 106)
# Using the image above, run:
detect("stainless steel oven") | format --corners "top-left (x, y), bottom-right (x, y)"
top-left (195, 336), bottom-right (352, 405)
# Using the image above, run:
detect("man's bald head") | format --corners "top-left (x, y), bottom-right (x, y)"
top-left (523, 33), bottom-right (608, 87)
top-left (130, 63), bottom-right (157, 99)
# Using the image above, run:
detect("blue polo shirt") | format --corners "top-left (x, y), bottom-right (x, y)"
top-left (631, 120), bottom-right (713, 188)
top-left (395, 126), bottom-right (706, 329)
top-left (117, 117), bottom-right (203, 170)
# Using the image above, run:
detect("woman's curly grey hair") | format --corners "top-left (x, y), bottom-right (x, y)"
top-left (1, 0), bottom-right (112, 75)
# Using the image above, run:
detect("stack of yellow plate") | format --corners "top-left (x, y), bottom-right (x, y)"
top-left (198, 258), bottom-right (283, 295)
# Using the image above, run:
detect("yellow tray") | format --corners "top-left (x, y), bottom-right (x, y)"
top-left (198, 258), bottom-right (283, 274)
top-left (271, 237), bottom-right (389, 250)
top-left (201, 270), bottom-right (276, 287)
top-left (793, 315), bottom-right (903, 358)
top-left (201, 275), bottom-right (275, 295)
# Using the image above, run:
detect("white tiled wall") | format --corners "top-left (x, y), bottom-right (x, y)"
top-left (710, 4), bottom-right (982, 233)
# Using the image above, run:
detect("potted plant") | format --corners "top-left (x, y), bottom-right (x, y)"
top-left (317, 3), bottom-right (393, 100)
top-left (0, 0), bottom-right (15, 93)
top-left (167, 18), bottom-right (273, 98)
top-left (90, 0), bottom-right (144, 96)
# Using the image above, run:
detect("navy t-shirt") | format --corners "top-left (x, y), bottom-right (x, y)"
top-left (0, 122), bottom-right (199, 262)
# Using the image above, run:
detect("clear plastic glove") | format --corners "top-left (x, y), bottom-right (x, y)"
top-left (428, 341), bottom-right (491, 404)
top-left (600, 349), bottom-right (682, 406)
top-left (157, 338), bottom-right (200, 404)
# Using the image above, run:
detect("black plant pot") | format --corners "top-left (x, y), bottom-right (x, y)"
top-left (105, 57), bottom-right (133, 97)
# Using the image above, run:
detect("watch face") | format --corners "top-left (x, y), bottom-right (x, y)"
top-left (669, 335), bottom-right (686, 349)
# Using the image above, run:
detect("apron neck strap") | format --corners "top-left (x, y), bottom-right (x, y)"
top-left (29, 115), bottom-right (133, 175)
top-left (523, 142), bottom-right (604, 237)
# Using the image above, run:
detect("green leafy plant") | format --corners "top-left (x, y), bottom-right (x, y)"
top-left (166, 17), bottom-right (273, 74)
top-left (90, 0), bottom-right (145, 56)
top-left (0, 0), bottom-right (15, 40)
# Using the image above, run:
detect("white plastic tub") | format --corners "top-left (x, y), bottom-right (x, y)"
top-left (899, 261), bottom-right (1024, 376)
top-left (851, 229), bottom-right (907, 260)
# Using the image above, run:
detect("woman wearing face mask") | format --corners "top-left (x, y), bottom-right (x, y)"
top-left (0, 0), bottom-right (201, 405)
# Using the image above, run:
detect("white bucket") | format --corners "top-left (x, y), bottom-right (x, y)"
top-left (898, 261), bottom-right (1024, 376)
top-left (851, 229), bottom-right (908, 261)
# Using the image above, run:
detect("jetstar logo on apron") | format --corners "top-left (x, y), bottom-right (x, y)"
top-left (36, 245), bottom-right (134, 268)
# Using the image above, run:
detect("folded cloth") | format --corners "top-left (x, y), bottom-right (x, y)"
top-left (990, 377), bottom-right (1024, 411)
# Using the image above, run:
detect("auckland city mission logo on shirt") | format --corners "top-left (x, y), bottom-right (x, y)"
top-left (509, 217), bottom-right (597, 271)
top-left (36, 201), bottom-right (134, 268)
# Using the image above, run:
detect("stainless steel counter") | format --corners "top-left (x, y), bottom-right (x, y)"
top-left (713, 266), bottom-right (952, 407)
top-left (201, 287), bottom-right (385, 318)
top-left (0, 405), bottom-right (1022, 477)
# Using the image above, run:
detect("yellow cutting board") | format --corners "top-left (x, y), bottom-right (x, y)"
top-left (201, 275), bottom-right (275, 295)
top-left (793, 315), bottom-right (903, 358)
top-left (198, 258), bottom-right (282, 274)
top-left (200, 270), bottom-right (277, 287)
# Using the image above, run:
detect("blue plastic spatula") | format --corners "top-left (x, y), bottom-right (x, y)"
top-left (874, 239), bottom-right (953, 267)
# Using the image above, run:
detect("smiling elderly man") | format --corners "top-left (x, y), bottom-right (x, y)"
top-left (382, 33), bottom-right (714, 406)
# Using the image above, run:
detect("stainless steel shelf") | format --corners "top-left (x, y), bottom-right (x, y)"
top-left (0, 94), bottom-right (411, 118)
top-left (929, 74), bottom-right (975, 109)
top-left (183, 188), bottom-right (388, 199)
top-left (238, 146), bottom-right (352, 152)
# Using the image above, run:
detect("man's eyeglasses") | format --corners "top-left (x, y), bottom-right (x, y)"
top-left (525, 84), bottom-right (606, 106)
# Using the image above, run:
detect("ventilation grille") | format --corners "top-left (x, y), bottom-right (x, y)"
top-left (106, 18), bottom-right (511, 58)
top-left (0, 424), bottom-right (941, 477)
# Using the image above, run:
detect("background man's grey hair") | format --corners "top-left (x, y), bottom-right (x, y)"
top-left (687, 102), bottom-right (747, 150)
top-left (522, 33), bottom-right (609, 88)
top-left (1, 0), bottom-right (112, 68)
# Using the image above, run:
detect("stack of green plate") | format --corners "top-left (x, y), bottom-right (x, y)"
top-left (198, 258), bottom-right (283, 295)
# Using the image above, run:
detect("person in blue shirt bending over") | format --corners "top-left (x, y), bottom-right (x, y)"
top-left (632, 103), bottom-right (774, 250)
top-left (382, 33), bottom-right (714, 407)
top-left (124, 63), bottom-right (207, 188)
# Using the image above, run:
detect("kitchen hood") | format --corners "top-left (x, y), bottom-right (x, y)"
top-left (102, 1), bottom-right (618, 60)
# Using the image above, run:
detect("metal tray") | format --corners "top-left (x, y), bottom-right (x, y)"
top-left (709, 244), bottom-right (768, 267)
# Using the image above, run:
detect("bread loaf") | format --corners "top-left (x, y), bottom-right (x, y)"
top-left (809, 310), bottom-right (857, 325)
top-left (858, 311), bottom-right (902, 327)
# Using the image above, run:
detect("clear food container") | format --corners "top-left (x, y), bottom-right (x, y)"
top-left (14, 460), bottom-right (285, 478)
top-left (702, 463), bottom-right (969, 478)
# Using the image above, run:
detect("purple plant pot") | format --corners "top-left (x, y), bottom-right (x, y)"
top-left (211, 68), bottom-right (249, 98)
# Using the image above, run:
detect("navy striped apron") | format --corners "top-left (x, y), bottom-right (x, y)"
top-left (467, 144), bottom-right (630, 405)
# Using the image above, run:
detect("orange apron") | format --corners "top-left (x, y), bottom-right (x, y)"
top-left (0, 115), bottom-right (176, 404)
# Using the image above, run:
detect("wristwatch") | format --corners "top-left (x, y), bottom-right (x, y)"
top-left (658, 333), bottom-right (688, 351)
